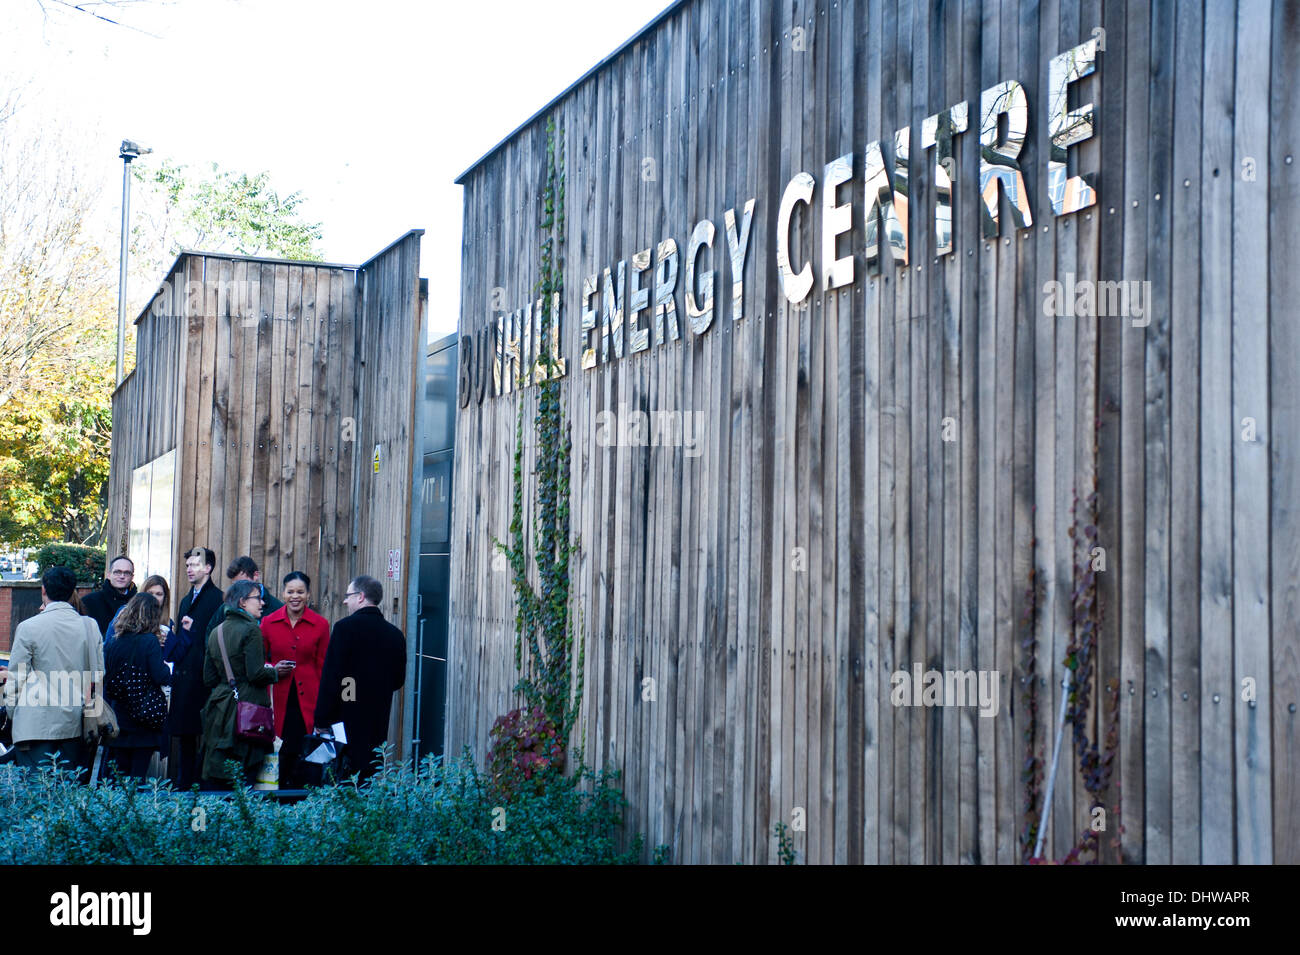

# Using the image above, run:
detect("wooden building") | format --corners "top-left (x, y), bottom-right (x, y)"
top-left (106, 231), bottom-right (428, 758)
top-left (448, 0), bottom-right (1299, 864)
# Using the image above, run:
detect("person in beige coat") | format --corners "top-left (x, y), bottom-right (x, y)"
top-left (0, 566), bottom-right (105, 773)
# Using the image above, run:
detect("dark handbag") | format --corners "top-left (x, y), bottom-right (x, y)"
top-left (214, 624), bottom-right (275, 743)
top-left (107, 658), bottom-right (167, 730)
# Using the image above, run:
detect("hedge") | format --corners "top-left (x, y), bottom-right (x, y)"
top-left (0, 751), bottom-right (651, 865)
top-left (32, 543), bottom-right (108, 586)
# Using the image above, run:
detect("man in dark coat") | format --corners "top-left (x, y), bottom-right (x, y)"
top-left (204, 555), bottom-right (283, 642)
top-left (80, 555), bottom-right (138, 636)
top-left (164, 547), bottom-right (224, 790)
top-left (314, 575), bottom-right (406, 782)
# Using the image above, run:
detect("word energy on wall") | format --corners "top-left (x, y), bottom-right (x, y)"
top-left (460, 37), bottom-right (1099, 408)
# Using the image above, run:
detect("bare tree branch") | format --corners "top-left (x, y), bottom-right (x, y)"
top-left (31, 0), bottom-right (164, 39)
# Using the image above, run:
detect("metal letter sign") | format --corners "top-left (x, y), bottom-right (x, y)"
top-left (474, 42), bottom-right (1101, 392)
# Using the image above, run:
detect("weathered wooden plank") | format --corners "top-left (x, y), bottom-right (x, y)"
top-left (1167, 0), bottom-right (1203, 866)
top-left (1198, 0), bottom-right (1236, 865)
top-left (1118, 0), bottom-right (1151, 864)
top-left (1142, 0), bottom-right (1176, 865)
top-left (1052, 0), bottom-right (1081, 863)
top-left (216, 259), bottom-right (242, 565)
top-left (1230, 0), bottom-right (1272, 865)
top-left (249, 263), bottom-right (275, 568)
top-left (178, 256), bottom-right (205, 594)
top-left (1073, 0), bottom-right (1103, 857)
top-left (278, 267), bottom-right (303, 575)
top-left (1269, 0), bottom-right (1300, 867)
top-left (1093, 0), bottom-right (1126, 868)
top-left (263, 264), bottom-right (290, 583)
top-left (956, 0), bottom-right (981, 866)
top-left (975, 0), bottom-right (999, 868)
top-left (195, 259), bottom-right (219, 553)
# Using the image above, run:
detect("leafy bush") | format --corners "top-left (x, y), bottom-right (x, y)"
top-left (33, 543), bottom-right (107, 585)
top-left (0, 750), bottom-right (644, 865)
top-left (487, 705), bottom-right (565, 799)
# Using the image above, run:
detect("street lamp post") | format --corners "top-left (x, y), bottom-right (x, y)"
top-left (116, 139), bottom-right (152, 388)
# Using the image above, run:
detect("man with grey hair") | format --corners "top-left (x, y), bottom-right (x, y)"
top-left (314, 575), bottom-right (406, 781)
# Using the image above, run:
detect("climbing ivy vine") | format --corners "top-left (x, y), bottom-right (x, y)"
top-left (494, 117), bottom-right (584, 745)
top-left (1021, 419), bottom-right (1124, 864)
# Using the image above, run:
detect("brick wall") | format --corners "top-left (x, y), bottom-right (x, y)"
top-left (0, 583), bottom-right (95, 654)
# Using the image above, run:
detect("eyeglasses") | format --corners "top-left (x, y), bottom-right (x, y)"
top-left (344, 591), bottom-right (359, 599)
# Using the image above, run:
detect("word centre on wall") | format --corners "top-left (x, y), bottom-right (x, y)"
top-left (460, 37), bottom-right (1100, 409)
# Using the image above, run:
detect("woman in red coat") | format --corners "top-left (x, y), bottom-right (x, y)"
top-left (259, 571), bottom-right (330, 787)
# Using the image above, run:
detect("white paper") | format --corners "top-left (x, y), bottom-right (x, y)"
top-left (305, 740), bottom-right (335, 765)
top-left (331, 722), bottom-right (347, 744)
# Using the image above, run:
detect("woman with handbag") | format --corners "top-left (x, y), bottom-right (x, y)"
top-left (103, 593), bottom-right (171, 780)
top-left (198, 580), bottom-right (289, 788)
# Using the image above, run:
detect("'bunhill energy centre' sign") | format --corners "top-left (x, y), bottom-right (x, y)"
top-left (460, 37), bottom-right (1099, 403)
top-left (449, 0), bottom-right (1298, 867)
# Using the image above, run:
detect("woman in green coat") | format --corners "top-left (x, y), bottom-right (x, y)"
top-left (199, 580), bottom-right (291, 786)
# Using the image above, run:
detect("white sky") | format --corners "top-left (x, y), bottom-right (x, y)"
top-left (2, 0), bottom-right (673, 340)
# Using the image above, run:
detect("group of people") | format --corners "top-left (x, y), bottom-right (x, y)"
top-left (1, 547), bottom-right (408, 790)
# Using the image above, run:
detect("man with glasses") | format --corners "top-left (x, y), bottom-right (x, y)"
top-left (81, 555), bottom-right (137, 637)
top-left (314, 575), bottom-right (406, 782)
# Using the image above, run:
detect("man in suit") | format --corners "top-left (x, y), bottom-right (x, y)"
top-left (0, 566), bottom-right (103, 774)
top-left (314, 575), bottom-right (406, 782)
top-left (165, 547), bottom-right (224, 790)
top-left (203, 555), bottom-right (283, 642)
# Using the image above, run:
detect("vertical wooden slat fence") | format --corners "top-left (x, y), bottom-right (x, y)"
top-left (446, 0), bottom-right (1297, 864)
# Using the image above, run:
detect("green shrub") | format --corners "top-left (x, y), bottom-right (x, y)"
top-left (0, 750), bottom-right (645, 865)
top-left (33, 543), bottom-right (108, 585)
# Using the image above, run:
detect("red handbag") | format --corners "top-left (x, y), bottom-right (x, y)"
top-left (214, 624), bottom-right (275, 743)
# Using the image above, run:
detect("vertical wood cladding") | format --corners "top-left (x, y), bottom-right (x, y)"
top-left (449, 0), bottom-right (1296, 863)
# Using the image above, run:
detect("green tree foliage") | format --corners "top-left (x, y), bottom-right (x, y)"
top-left (134, 159), bottom-right (324, 262)
top-left (0, 317), bottom-right (114, 546)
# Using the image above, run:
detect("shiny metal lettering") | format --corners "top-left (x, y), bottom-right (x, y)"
top-left (724, 198), bottom-right (756, 319)
top-left (654, 238), bottom-right (680, 346)
top-left (920, 102), bottom-right (968, 256)
top-left (777, 172), bottom-right (815, 302)
top-left (581, 273), bottom-right (598, 370)
top-left (602, 261), bottom-right (625, 362)
top-left (1048, 39), bottom-right (1099, 215)
top-left (979, 81), bottom-right (1033, 235)
top-left (823, 154), bottom-right (854, 289)
top-left (628, 248), bottom-right (651, 353)
top-left (864, 130), bottom-right (909, 273)
top-left (545, 292), bottom-right (566, 378)
top-left (493, 313), bottom-right (503, 396)
top-left (685, 219), bottom-right (715, 334)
